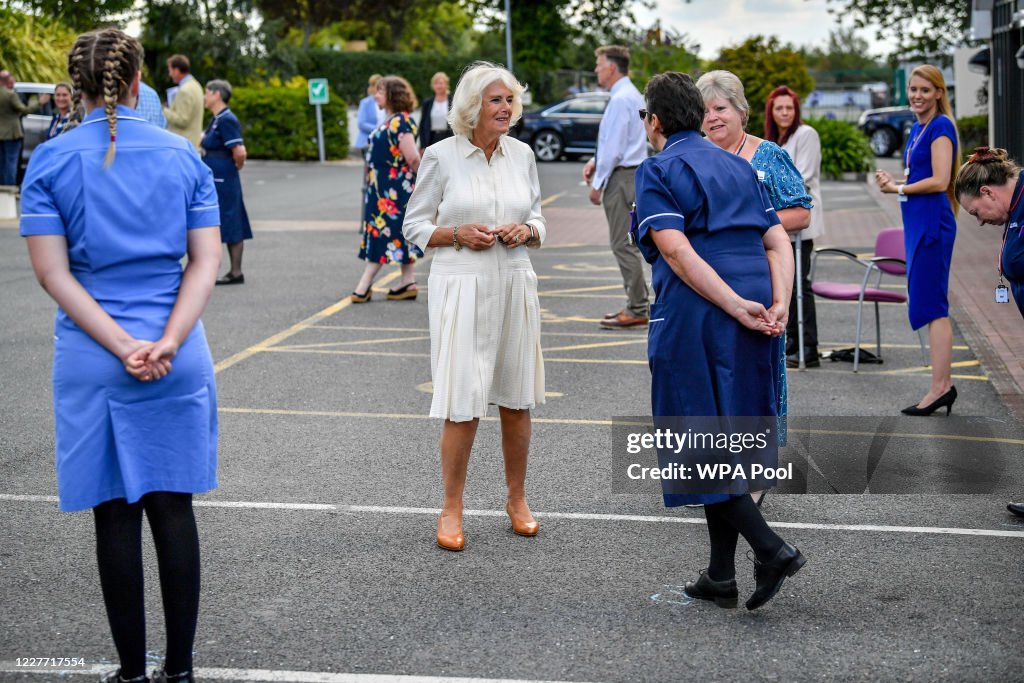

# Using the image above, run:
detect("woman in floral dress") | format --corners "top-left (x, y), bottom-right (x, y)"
top-left (352, 75), bottom-right (422, 302)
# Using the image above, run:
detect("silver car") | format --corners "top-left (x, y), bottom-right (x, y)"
top-left (14, 82), bottom-right (56, 183)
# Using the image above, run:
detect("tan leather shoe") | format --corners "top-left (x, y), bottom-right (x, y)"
top-left (436, 513), bottom-right (465, 551)
top-left (604, 309), bottom-right (624, 319)
top-left (506, 501), bottom-right (539, 536)
top-left (600, 311), bottom-right (648, 329)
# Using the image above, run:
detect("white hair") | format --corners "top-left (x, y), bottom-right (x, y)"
top-left (448, 61), bottom-right (526, 137)
top-left (695, 70), bottom-right (749, 126)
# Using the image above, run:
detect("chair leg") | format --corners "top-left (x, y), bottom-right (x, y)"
top-left (874, 301), bottom-right (882, 361)
top-left (917, 328), bottom-right (929, 366)
top-left (854, 299), bottom-right (865, 373)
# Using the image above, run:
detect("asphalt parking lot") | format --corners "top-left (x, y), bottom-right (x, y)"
top-left (1, 159), bottom-right (1022, 682)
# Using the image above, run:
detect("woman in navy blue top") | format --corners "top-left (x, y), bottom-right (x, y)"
top-left (955, 148), bottom-right (1024, 519)
top-left (876, 65), bottom-right (960, 416)
top-left (46, 82), bottom-right (74, 139)
top-left (21, 28), bottom-right (220, 683)
top-left (632, 72), bottom-right (805, 611)
top-left (201, 79), bottom-right (252, 285)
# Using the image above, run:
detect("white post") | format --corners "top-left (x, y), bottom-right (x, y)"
top-left (315, 103), bottom-right (325, 163)
top-left (795, 235), bottom-right (805, 369)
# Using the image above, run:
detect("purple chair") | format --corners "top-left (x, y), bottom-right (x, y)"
top-left (810, 228), bottom-right (925, 372)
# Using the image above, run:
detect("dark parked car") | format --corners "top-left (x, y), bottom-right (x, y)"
top-left (514, 92), bottom-right (609, 162)
top-left (15, 82), bottom-right (56, 184)
top-left (858, 105), bottom-right (915, 157)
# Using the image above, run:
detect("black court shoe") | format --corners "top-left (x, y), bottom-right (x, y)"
top-left (683, 570), bottom-right (739, 608)
top-left (901, 386), bottom-right (957, 416)
top-left (745, 542), bottom-right (806, 611)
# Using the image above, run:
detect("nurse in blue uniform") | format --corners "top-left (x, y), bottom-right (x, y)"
top-left (632, 72), bottom-right (805, 611)
top-left (875, 64), bottom-right (960, 416)
top-left (20, 29), bottom-right (220, 683)
top-left (201, 79), bottom-right (252, 286)
top-left (954, 147), bottom-right (1024, 519)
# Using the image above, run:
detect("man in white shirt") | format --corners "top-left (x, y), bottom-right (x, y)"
top-left (582, 45), bottom-right (650, 328)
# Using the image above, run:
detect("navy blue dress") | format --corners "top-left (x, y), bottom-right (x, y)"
top-left (201, 108), bottom-right (252, 244)
top-left (999, 175), bottom-right (1024, 318)
top-left (901, 115), bottom-right (957, 330)
top-left (633, 132), bottom-right (782, 507)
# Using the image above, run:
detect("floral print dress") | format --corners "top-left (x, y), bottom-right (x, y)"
top-left (359, 112), bottom-right (422, 264)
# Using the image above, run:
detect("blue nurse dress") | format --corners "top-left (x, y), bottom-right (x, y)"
top-left (201, 107), bottom-right (252, 244)
top-left (20, 105), bottom-right (221, 513)
top-left (901, 114), bottom-right (958, 330)
top-left (633, 132), bottom-right (782, 507)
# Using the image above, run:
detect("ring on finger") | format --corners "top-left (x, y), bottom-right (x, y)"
top-left (514, 235), bottom-right (521, 243)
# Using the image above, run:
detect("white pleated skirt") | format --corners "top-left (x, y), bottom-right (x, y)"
top-left (427, 249), bottom-right (545, 422)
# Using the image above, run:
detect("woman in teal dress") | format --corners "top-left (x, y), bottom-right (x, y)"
top-left (876, 65), bottom-right (960, 416)
top-left (351, 75), bottom-right (422, 302)
top-left (697, 70), bottom-right (812, 485)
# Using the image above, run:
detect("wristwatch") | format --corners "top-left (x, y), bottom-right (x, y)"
top-left (897, 184), bottom-right (905, 196)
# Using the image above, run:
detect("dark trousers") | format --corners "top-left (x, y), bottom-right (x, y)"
top-left (786, 238), bottom-right (818, 355)
top-left (0, 138), bottom-right (21, 186)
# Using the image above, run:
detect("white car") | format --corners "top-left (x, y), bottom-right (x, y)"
top-left (14, 82), bottom-right (56, 183)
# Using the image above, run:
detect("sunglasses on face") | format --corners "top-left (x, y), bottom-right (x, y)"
top-left (638, 109), bottom-right (648, 121)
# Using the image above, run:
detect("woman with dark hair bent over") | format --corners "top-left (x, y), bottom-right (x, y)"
top-left (20, 28), bottom-right (220, 683)
top-left (632, 72), bottom-right (805, 611)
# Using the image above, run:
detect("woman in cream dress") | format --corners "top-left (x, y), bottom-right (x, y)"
top-left (403, 62), bottom-right (546, 551)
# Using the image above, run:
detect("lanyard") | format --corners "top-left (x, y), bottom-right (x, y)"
top-left (734, 133), bottom-right (748, 155)
top-left (997, 180), bottom-right (1024, 278)
top-left (903, 117), bottom-right (933, 171)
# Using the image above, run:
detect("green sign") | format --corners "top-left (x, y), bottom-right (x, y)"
top-left (308, 78), bottom-right (329, 105)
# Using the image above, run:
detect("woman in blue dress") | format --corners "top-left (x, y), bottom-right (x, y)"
top-left (632, 72), bottom-right (805, 611)
top-left (201, 79), bottom-right (252, 285)
top-left (351, 75), bottom-right (422, 302)
top-left (876, 65), bottom-right (960, 415)
top-left (20, 29), bottom-right (220, 683)
top-left (696, 70), bottom-right (813, 499)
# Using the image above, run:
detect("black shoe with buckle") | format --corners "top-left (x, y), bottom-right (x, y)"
top-left (745, 542), bottom-right (806, 610)
top-left (100, 670), bottom-right (149, 683)
top-left (786, 351), bottom-right (819, 368)
top-left (683, 570), bottom-right (738, 608)
top-left (151, 669), bottom-right (194, 683)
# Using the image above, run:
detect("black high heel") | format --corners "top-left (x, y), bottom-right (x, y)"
top-left (901, 386), bottom-right (957, 416)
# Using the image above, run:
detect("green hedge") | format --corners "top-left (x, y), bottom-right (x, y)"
top-left (805, 117), bottom-right (874, 179)
top-left (957, 114), bottom-right (988, 161)
top-left (304, 50), bottom-right (471, 105)
top-left (227, 82), bottom-right (349, 160)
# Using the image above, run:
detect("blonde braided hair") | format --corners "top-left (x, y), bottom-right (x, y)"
top-left (66, 29), bottom-right (143, 167)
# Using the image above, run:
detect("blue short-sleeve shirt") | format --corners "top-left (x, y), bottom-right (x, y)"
top-left (632, 131), bottom-right (780, 264)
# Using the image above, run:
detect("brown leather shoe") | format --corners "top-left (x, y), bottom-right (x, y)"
top-left (600, 312), bottom-right (648, 329)
top-left (604, 309), bottom-right (624, 319)
top-left (436, 513), bottom-right (464, 551)
top-left (506, 501), bottom-right (539, 536)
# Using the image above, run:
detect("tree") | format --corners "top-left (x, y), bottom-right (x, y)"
top-left (254, 0), bottom-right (358, 49)
top-left (4, 0), bottom-right (134, 32)
top-left (714, 36), bottom-right (814, 137)
top-left (801, 27), bottom-right (890, 85)
top-left (827, 0), bottom-right (970, 59)
top-left (0, 7), bottom-right (77, 82)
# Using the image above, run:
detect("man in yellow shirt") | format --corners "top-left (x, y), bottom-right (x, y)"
top-left (162, 54), bottom-right (203, 150)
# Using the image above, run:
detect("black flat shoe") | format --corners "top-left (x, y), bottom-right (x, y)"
top-left (746, 542), bottom-right (806, 611)
top-left (786, 352), bottom-right (820, 369)
top-left (1008, 502), bottom-right (1024, 518)
top-left (100, 671), bottom-right (149, 683)
top-left (901, 386), bottom-right (957, 416)
top-left (215, 272), bottom-right (244, 285)
top-left (386, 282), bottom-right (418, 300)
top-left (684, 570), bottom-right (738, 608)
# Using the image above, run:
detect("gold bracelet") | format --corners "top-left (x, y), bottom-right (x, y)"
top-left (452, 225), bottom-right (463, 251)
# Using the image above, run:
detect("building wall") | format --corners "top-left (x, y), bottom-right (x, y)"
top-left (992, 0), bottom-right (1024, 162)
top-left (953, 47), bottom-right (988, 118)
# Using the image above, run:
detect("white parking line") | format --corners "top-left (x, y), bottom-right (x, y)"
top-left (0, 663), bottom-right (592, 683)
top-left (2, 495), bottom-right (1022, 539)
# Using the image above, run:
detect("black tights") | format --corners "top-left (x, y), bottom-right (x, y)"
top-left (93, 492), bottom-right (200, 679)
top-left (703, 494), bottom-right (784, 581)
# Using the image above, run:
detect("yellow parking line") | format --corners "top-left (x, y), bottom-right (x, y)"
top-left (541, 191), bottom-right (567, 206)
top-left (278, 335), bottom-right (431, 350)
top-left (542, 339), bottom-right (646, 352)
top-left (263, 347), bottom-right (648, 364)
top-left (213, 270), bottom-right (403, 374)
top-left (218, 407), bottom-right (1024, 444)
top-left (538, 284), bottom-right (624, 295)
